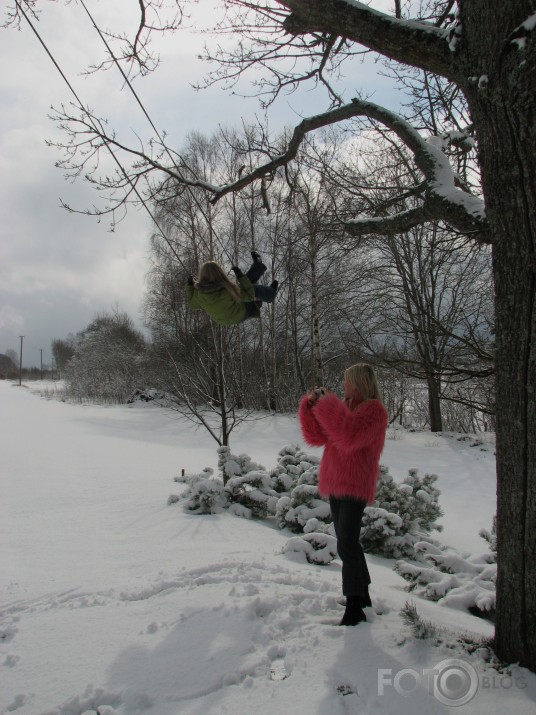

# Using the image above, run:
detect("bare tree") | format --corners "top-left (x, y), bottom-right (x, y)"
top-left (51, 338), bottom-right (76, 379)
top-left (66, 311), bottom-right (148, 403)
top-left (340, 223), bottom-right (493, 431)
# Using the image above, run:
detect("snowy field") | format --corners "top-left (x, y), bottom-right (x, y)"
top-left (1, 380), bottom-right (535, 715)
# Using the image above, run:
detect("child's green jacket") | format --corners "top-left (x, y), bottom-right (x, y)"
top-left (185, 276), bottom-right (255, 325)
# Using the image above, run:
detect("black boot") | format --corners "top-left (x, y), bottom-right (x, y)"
top-left (340, 596), bottom-right (367, 626)
top-left (270, 279), bottom-right (279, 291)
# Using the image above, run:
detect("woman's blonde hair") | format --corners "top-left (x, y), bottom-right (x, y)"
top-left (344, 363), bottom-right (382, 402)
top-left (196, 261), bottom-right (241, 303)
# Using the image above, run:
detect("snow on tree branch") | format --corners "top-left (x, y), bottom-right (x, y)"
top-left (278, 0), bottom-right (458, 81)
top-left (209, 96), bottom-right (488, 240)
top-left (509, 11), bottom-right (536, 51)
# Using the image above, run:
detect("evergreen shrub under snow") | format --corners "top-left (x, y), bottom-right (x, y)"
top-left (394, 518), bottom-right (497, 620)
top-left (283, 532), bottom-right (338, 565)
top-left (168, 443), bottom-right (496, 618)
top-left (360, 466), bottom-right (443, 559)
top-left (170, 444), bottom-right (444, 567)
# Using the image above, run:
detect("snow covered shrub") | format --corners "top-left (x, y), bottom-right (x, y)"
top-left (360, 507), bottom-right (406, 553)
top-left (183, 478), bottom-right (228, 514)
top-left (283, 532), bottom-right (338, 565)
top-left (276, 483), bottom-right (332, 534)
top-left (65, 311), bottom-right (148, 404)
top-left (217, 446), bottom-right (265, 485)
top-left (270, 444), bottom-right (319, 493)
top-left (224, 472), bottom-right (279, 518)
top-left (360, 466), bottom-right (443, 558)
top-left (127, 388), bottom-right (164, 403)
top-left (171, 467), bottom-right (228, 514)
top-left (478, 516), bottom-right (497, 560)
top-left (393, 523), bottom-right (497, 620)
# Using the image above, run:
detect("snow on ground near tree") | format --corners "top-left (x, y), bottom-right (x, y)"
top-left (1, 381), bottom-right (534, 715)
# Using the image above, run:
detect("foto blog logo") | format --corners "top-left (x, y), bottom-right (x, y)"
top-left (378, 658), bottom-right (479, 706)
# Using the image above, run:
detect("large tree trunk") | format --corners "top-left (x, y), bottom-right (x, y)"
top-left (426, 373), bottom-right (443, 432)
top-left (461, 0), bottom-right (536, 671)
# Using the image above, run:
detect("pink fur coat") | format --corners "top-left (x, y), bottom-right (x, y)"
top-left (298, 393), bottom-right (388, 504)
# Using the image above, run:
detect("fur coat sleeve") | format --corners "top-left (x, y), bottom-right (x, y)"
top-left (298, 395), bottom-right (327, 446)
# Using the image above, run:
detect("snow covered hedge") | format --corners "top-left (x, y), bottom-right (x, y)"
top-left (170, 444), bottom-right (444, 566)
top-left (168, 444), bottom-right (496, 618)
top-left (394, 518), bottom-right (497, 620)
top-left (361, 466), bottom-right (443, 559)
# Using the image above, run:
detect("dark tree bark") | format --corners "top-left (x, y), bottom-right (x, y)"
top-left (455, 1), bottom-right (536, 670)
top-left (426, 373), bottom-right (443, 433)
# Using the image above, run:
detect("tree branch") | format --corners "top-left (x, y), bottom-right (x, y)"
top-left (209, 96), bottom-right (488, 240)
top-left (278, 0), bottom-right (458, 82)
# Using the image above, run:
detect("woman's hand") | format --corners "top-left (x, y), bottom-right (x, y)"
top-left (307, 386), bottom-right (329, 406)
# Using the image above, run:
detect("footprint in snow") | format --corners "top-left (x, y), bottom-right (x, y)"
top-left (269, 658), bottom-right (290, 681)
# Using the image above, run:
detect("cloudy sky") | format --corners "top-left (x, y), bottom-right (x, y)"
top-left (1, 0), bottom-right (396, 367)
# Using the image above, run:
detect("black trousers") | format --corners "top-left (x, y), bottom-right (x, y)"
top-left (329, 496), bottom-right (372, 605)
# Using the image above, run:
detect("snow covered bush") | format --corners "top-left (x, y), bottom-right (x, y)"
top-left (127, 388), bottom-right (164, 403)
top-left (217, 446), bottom-right (265, 485)
top-left (172, 467), bottom-right (229, 514)
top-left (270, 444), bottom-right (320, 493)
top-left (393, 521), bottom-right (497, 620)
top-left (183, 478), bottom-right (229, 514)
top-left (172, 456), bottom-right (278, 518)
top-left (283, 532), bottom-right (338, 565)
top-left (269, 445), bottom-right (330, 533)
top-left (225, 472), bottom-right (279, 518)
top-left (276, 483), bottom-right (332, 534)
top-left (170, 449), bottom-right (444, 570)
top-left (360, 466), bottom-right (443, 558)
top-left (65, 311), bottom-right (148, 404)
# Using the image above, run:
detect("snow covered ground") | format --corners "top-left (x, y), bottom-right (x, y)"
top-left (1, 381), bottom-right (535, 715)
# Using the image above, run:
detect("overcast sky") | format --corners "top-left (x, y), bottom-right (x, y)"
top-left (1, 0), bottom-right (397, 367)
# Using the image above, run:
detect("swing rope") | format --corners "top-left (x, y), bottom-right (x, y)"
top-left (77, 0), bottom-right (242, 269)
top-left (16, 0), bottom-right (280, 279)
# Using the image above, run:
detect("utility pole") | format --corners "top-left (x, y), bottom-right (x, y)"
top-left (40, 348), bottom-right (43, 381)
top-left (19, 335), bottom-right (24, 386)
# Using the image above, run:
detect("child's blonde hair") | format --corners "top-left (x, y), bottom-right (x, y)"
top-left (344, 363), bottom-right (382, 402)
top-left (196, 261), bottom-right (241, 303)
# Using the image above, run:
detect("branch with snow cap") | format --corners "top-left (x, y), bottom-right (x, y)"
top-left (508, 11), bottom-right (536, 51)
top-left (279, 0), bottom-right (457, 81)
top-left (342, 101), bottom-right (487, 240)
top-left (208, 97), bottom-right (488, 242)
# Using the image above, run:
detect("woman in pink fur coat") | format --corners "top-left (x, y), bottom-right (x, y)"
top-left (298, 363), bottom-right (388, 626)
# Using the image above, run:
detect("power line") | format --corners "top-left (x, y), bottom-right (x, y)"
top-left (75, 0), bottom-right (254, 267)
top-left (14, 0), bottom-right (188, 270)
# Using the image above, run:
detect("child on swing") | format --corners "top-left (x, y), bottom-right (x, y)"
top-left (185, 252), bottom-right (278, 326)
